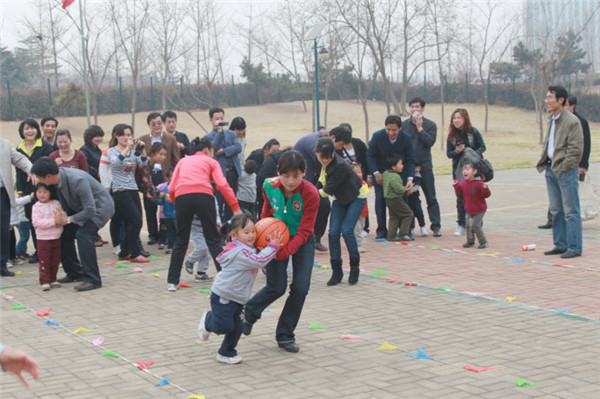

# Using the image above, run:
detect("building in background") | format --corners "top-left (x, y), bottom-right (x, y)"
top-left (523, 0), bottom-right (599, 74)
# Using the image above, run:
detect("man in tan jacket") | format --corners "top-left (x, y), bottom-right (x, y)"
top-left (1, 139), bottom-right (33, 276)
top-left (536, 85), bottom-right (583, 259)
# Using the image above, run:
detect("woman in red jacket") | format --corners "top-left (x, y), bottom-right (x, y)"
top-left (166, 137), bottom-right (241, 292)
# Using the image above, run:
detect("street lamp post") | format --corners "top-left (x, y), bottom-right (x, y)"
top-left (306, 22), bottom-right (327, 132)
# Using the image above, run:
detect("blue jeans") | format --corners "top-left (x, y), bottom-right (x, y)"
top-left (205, 293), bottom-right (244, 357)
top-left (374, 181), bottom-right (387, 237)
top-left (329, 197), bottom-right (367, 261)
top-left (545, 166), bottom-right (582, 254)
top-left (244, 235), bottom-right (315, 343)
top-left (16, 221), bottom-right (30, 256)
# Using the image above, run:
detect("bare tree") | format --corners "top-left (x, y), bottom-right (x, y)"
top-left (515, 0), bottom-right (600, 143)
top-left (109, 0), bottom-right (151, 128)
top-left (424, 0), bottom-right (456, 149)
top-left (248, 1), bottom-right (313, 114)
top-left (330, 0), bottom-right (402, 115)
top-left (331, 4), bottom-right (379, 140)
top-left (22, 0), bottom-right (68, 91)
top-left (150, 0), bottom-right (188, 110)
top-left (465, 0), bottom-right (517, 132)
top-left (187, 0), bottom-right (227, 107)
top-left (60, 1), bottom-right (116, 124)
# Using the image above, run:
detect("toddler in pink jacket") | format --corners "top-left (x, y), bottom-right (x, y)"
top-left (31, 183), bottom-right (64, 291)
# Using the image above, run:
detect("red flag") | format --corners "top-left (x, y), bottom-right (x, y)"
top-left (62, 0), bottom-right (75, 9)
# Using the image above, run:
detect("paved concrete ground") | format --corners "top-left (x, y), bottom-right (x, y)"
top-left (1, 165), bottom-right (599, 398)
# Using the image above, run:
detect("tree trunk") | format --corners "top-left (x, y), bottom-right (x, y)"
top-left (131, 73), bottom-right (137, 129)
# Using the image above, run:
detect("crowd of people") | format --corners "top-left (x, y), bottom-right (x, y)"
top-left (0, 86), bottom-right (590, 365)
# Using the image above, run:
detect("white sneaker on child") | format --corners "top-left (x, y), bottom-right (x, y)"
top-left (420, 227), bottom-right (428, 236)
top-left (167, 283), bottom-right (178, 292)
top-left (454, 226), bottom-right (465, 236)
top-left (198, 312), bottom-right (210, 341)
top-left (358, 246), bottom-right (366, 253)
top-left (112, 245), bottom-right (121, 255)
top-left (216, 353), bottom-right (242, 364)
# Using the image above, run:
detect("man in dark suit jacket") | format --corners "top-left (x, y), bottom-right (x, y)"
top-left (162, 110), bottom-right (190, 159)
top-left (367, 115), bottom-right (415, 239)
top-left (31, 157), bottom-right (115, 291)
top-left (139, 112), bottom-right (181, 244)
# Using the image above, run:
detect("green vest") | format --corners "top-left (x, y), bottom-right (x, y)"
top-left (263, 177), bottom-right (304, 235)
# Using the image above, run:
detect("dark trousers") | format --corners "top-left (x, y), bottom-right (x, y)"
top-left (420, 169), bottom-right (441, 230)
top-left (408, 192), bottom-right (426, 229)
top-left (9, 229), bottom-right (16, 260)
top-left (158, 218), bottom-right (176, 248)
top-left (239, 200), bottom-right (256, 220)
top-left (374, 180), bottom-right (387, 237)
top-left (205, 293), bottom-right (244, 357)
top-left (244, 235), bottom-right (315, 343)
top-left (38, 239), bottom-right (61, 285)
top-left (113, 190), bottom-right (143, 258)
top-left (61, 220), bottom-right (102, 286)
top-left (143, 170), bottom-right (164, 240)
top-left (143, 196), bottom-right (159, 241)
top-left (1, 188), bottom-right (10, 270)
top-left (314, 196), bottom-right (330, 243)
top-left (215, 169), bottom-right (238, 222)
top-left (455, 192), bottom-right (466, 227)
top-left (16, 221), bottom-right (30, 256)
top-left (168, 193), bottom-right (224, 285)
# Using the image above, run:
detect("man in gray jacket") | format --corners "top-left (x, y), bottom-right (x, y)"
top-left (31, 157), bottom-right (114, 291)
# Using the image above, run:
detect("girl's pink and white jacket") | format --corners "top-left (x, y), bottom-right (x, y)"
top-left (32, 200), bottom-right (64, 240)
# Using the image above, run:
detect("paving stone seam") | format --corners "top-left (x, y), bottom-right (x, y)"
top-left (380, 241), bottom-right (599, 273)
top-left (1, 293), bottom-right (203, 398)
top-left (251, 295), bottom-right (575, 399)
top-left (314, 262), bottom-right (600, 324)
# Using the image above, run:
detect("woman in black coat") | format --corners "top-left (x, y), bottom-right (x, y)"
top-left (79, 125), bottom-right (105, 182)
top-left (315, 132), bottom-right (367, 286)
top-left (446, 108), bottom-right (486, 236)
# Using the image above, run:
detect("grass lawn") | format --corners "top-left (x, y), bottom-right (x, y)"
top-left (1, 100), bottom-right (597, 175)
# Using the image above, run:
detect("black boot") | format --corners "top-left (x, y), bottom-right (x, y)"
top-left (348, 257), bottom-right (360, 285)
top-left (327, 259), bottom-right (343, 286)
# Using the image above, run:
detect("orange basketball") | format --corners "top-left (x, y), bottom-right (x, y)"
top-left (254, 217), bottom-right (290, 250)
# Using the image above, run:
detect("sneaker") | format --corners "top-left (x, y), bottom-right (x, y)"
top-left (11, 258), bottom-right (24, 265)
top-left (454, 226), bottom-right (465, 236)
top-left (118, 254), bottom-right (131, 260)
top-left (185, 260), bottom-right (194, 274)
top-left (420, 227), bottom-right (428, 236)
top-left (216, 353), bottom-right (242, 364)
top-left (6, 261), bottom-right (13, 268)
top-left (463, 242), bottom-right (475, 248)
top-left (195, 273), bottom-right (212, 282)
top-left (50, 282), bottom-right (62, 288)
top-left (360, 230), bottom-right (369, 238)
top-left (358, 246), bottom-right (366, 253)
top-left (398, 235), bottom-right (415, 241)
top-left (433, 228), bottom-right (442, 237)
top-left (28, 253), bottom-right (39, 263)
top-left (157, 244), bottom-right (166, 250)
top-left (197, 312), bottom-right (210, 341)
top-left (112, 245), bottom-right (121, 255)
top-left (478, 242), bottom-right (488, 249)
top-left (41, 284), bottom-right (51, 291)
top-left (130, 255), bottom-right (150, 263)
top-left (315, 242), bottom-right (328, 252)
top-left (167, 283), bottom-right (178, 292)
